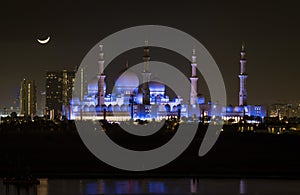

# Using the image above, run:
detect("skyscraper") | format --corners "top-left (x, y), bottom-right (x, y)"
top-left (20, 79), bottom-right (37, 117)
top-left (62, 70), bottom-right (75, 118)
top-left (46, 70), bottom-right (75, 119)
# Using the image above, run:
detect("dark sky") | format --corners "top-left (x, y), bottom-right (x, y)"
top-left (0, 0), bottom-right (299, 108)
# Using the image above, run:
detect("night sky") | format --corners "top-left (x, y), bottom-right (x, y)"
top-left (0, 0), bottom-right (299, 108)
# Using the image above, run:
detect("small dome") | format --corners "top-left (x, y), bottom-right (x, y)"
top-left (226, 105), bottom-right (234, 113)
top-left (165, 104), bottom-right (171, 112)
top-left (197, 93), bottom-right (205, 104)
top-left (234, 106), bottom-right (244, 113)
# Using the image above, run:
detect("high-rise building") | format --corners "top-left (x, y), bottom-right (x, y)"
top-left (37, 91), bottom-right (46, 116)
top-left (20, 79), bottom-right (37, 117)
top-left (46, 71), bottom-right (62, 118)
top-left (45, 70), bottom-right (75, 119)
top-left (268, 103), bottom-right (300, 119)
top-left (62, 70), bottom-right (75, 118)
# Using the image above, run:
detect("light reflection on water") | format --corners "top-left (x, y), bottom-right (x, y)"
top-left (1, 178), bottom-right (300, 195)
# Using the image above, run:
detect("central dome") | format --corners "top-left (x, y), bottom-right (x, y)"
top-left (114, 69), bottom-right (139, 95)
top-left (115, 69), bottom-right (139, 87)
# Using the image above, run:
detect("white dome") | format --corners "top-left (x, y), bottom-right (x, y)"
top-left (115, 69), bottom-right (139, 88)
top-left (234, 106), bottom-right (245, 113)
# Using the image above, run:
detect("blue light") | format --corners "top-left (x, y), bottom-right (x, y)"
top-left (85, 182), bottom-right (98, 195)
top-left (149, 182), bottom-right (165, 193)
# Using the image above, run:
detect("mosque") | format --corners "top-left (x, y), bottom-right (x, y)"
top-left (69, 43), bottom-right (266, 122)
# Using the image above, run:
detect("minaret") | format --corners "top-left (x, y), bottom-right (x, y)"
top-left (238, 42), bottom-right (248, 106)
top-left (190, 49), bottom-right (198, 105)
top-left (141, 41), bottom-right (151, 105)
top-left (97, 45), bottom-right (106, 106)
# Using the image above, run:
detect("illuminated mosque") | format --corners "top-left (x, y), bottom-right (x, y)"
top-left (69, 43), bottom-right (266, 122)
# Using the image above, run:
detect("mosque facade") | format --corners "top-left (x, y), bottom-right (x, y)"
top-left (69, 43), bottom-right (266, 123)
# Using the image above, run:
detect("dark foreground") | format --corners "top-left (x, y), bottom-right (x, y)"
top-left (0, 122), bottom-right (300, 179)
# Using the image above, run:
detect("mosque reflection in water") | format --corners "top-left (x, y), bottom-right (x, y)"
top-left (3, 178), bottom-right (198, 195)
top-left (0, 178), bottom-right (211, 195)
top-left (2, 178), bottom-right (300, 195)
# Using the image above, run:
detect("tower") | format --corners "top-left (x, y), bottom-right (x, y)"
top-left (141, 41), bottom-right (151, 105)
top-left (97, 45), bottom-right (106, 106)
top-left (190, 49), bottom-right (198, 105)
top-left (238, 42), bottom-right (248, 106)
top-left (46, 71), bottom-right (63, 118)
top-left (20, 79), bottom-right (37, 117)
top-left (61, 70), bottom-right (75, 119)
top-left (46, 70), bottom-right (75, 119)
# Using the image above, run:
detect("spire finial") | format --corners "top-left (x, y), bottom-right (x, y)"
top-left (98, 44), bottom-right (105, 75)
top-left (99, 45), bottom-right (104, 61)
top-left (142, 41), bottom-right (150, 72)
top-left (192, 48), bottom-right (197, 64)
top-left (241, 41), bottom-right (245, 52)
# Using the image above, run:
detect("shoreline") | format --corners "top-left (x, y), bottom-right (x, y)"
top-left (15, 172), bottom-right (300, 180)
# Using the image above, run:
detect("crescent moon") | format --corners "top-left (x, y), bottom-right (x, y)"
top-left (37, 36), bottom-right (50, 44)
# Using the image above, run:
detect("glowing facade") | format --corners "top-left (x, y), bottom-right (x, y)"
top-left (70, 44), bottom-right (205, 121)
top-left (69, 43), bottom-right (266, 122)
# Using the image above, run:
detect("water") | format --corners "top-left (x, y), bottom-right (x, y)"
top-left (1, 178), bottom-right (300, 195)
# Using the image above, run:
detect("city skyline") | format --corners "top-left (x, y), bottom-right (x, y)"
top-left (0, 1), bottom-right (300, 108)
top-left (2, 2), bottom-right (300, 191)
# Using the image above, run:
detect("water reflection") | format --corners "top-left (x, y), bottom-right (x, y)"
top-left (239, 179), bottom-right (246, 194)
top-left (3, 181), bottom-right (38, 195)
top-left (37, 179), bottom-right (48, 195)
top-left (190, 178), bottom-right (197, 193)
top-left (1, 178), bottom-right (300, 195)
